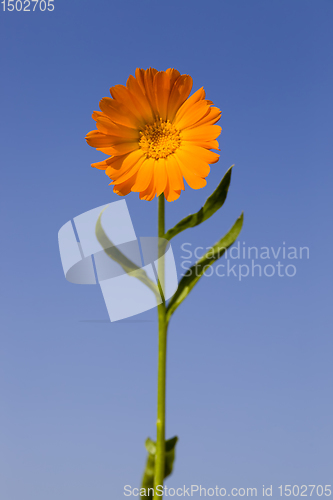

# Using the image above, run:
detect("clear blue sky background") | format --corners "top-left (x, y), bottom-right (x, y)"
top-left (1, 1), bottom-right (332, 499)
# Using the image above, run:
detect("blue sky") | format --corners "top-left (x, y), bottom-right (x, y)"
top-left (1, 1), bottom-right (332, 499)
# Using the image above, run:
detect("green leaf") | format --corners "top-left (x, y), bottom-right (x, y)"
top-left (164, 436), bottom-right (178, 479)
top-left (141, 437), bottom-right (178, 499)
top-left (141, 440), bottom-right (155, 499)
top-left (95, 208), bottom-right (160, 301)
top-left (164, 166), bottom-right (234, 241)
top-left (166, 213), bottom-right (244, 322)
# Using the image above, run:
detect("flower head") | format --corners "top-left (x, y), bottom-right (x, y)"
top-left (86, 68), bottom-right (221, 201)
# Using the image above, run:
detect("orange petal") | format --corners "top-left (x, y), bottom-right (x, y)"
top-left (179, 143), bottom-right (220, 164)
top-left (165, 154), bottom-right (184, 191)
top-left (187, 106), bottom-right (221, 128)
top-left (109, 150), bottom-right (145, 181)
top-left (135, 68), bottom-right (158, 117)
top-left (174, 155), bottom-right (207, 190)
top-left (97, 146), bottom-right (137, 155)
top-left (126, 75), bottom-right (155, 123)
top-left (106, 141), bottom-right (140, 156)
top-left (174, 100), bottom-right (211, 130)
top-left (155, 159), bottom-right (168, 197)
top-left (111, 154), bottom-right (145, 185)
top-left (174, 87), bottom-right (206, 122)
top-left (165, 68), bottom-right (181, 89)
top-left (182, 125), bottom-right (222, 142)
top-left (143, 68), bottom-right (159, 116)
top-left (167, 75), bottom-right (193, 122)
top-left (99, 97), bottom-right (143, 129)
top-left (90, 133), bottom-right (139, 148)
top-left (92, 113), bottom-right (117, 135)
top-left (91, 158), bottom-right (113, 170)
top-left (164, 181), bottom-right (181, 202)
top-left (135, 68), bottom-right (148, 94)
top-left (112, 175), bottom-right (138, 196)
top-left (105, 155), bottom-right (127, 177)
top-left (154, 71), bottom-right (171, 121)
top-left (86, 130), bottom-right (114, 148)
top-left (91, 115), bottom-right (140, 139)
top-left (176, 148), bottom-right (211, 178)
top-left (111, 83), bottom-right (154, 124)
top-left (189, 139), bottom-right (220, 150)
top-left (139, 172), bottom-right (156, 201)
top-left (132, 157), bottom-right (155, 192)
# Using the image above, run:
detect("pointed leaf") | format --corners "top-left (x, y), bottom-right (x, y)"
top-left (166, 213), bottom-right (244, 322)
top-left (164, 436), bottom-right (178, 479)
top-left (141, 440), bottom-right (155, 499)
top-left (145, 437), bottom-right (156, 456)
top-left (164, 166), bottom-right (234, 241)
top-left (141, 437), bottom-right (178, 498)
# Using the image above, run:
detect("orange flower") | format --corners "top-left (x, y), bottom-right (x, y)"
top-left (86, 68), bottom-right (221, 201)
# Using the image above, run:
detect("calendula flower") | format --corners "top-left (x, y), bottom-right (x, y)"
top-left (86, 68), bottom-right (221, 201)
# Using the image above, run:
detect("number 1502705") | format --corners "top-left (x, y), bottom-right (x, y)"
top-left (2, 0), bottom-right (54, 11)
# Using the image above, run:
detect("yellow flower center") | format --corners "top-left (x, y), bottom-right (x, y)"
top-left (139, 118), bottom-right (181, 159)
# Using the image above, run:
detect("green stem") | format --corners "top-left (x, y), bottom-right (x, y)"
top-left (154, 195), bottom-right (167, 499)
